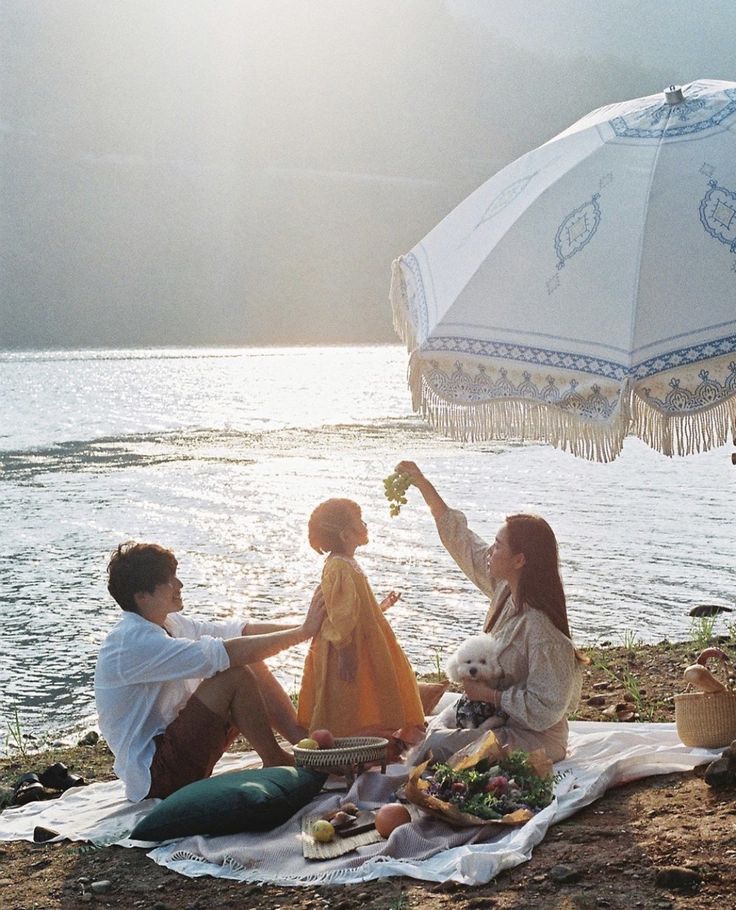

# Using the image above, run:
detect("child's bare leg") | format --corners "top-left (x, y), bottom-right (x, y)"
top-left (195, 667), bottom-right (294, 766)
top-left (249, 661), bottom-right (307, 743)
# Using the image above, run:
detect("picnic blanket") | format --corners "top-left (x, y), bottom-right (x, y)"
top-left (0, 721), bottom-right (721, 886)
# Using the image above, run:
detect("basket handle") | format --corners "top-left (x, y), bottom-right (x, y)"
top-left (685, 647), bottom-right (732, 693)
top-left (696, 647), bottom-right (729, 669)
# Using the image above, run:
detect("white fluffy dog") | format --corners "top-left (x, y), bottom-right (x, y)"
top-left (445, 633), bottom-right (501, 687)
top-left (439, 634), bottom-right (506, 730)
top-left (404, 634), bottom-right (507, 766)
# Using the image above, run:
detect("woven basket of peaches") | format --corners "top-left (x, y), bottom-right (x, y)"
top-left (293, 730), bottom-right (389, 773)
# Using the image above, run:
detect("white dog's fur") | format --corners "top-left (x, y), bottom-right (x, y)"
top-left (432, 634), bottom-right (506, 731)
top-left (444, 633), bottom-right (502, 687)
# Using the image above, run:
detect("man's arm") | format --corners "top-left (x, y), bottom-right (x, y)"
top-left (225, 586), bottom-right (324, 666)
top-left (242, 620), bottom-right (298, 635)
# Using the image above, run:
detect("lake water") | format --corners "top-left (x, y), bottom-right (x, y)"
top-left (1, 345), bottom-right (733, 744)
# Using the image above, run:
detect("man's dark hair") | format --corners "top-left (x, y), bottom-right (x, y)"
top-left (107, 541), bottom-right (177, 613)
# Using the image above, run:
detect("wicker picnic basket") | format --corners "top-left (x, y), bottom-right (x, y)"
top-left (675, 652), bottom-right (736, 749)
top-left (293, 736), bottom-right (389, 771)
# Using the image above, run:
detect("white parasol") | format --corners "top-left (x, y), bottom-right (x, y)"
top-left (391, 80), bottom-right (736, 461)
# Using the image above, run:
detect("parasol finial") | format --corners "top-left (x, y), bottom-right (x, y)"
top-left (664, 84), bottom-right (684, 104)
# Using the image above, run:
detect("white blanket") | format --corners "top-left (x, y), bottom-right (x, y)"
top-left (0, 722), bottom-right (720, 887)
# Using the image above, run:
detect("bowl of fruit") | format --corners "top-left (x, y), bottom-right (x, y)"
top-left (293, 730), bottom-right (389, 774)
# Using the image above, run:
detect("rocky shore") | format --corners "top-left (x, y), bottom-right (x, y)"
top-left (1, 637), bottom-right (735, 910)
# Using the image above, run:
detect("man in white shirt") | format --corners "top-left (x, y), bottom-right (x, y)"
top-left (95, 541), bottom-right (325, 802)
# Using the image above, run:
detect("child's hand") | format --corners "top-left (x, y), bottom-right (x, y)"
top-left (379, 591), bottom-right (401, 612)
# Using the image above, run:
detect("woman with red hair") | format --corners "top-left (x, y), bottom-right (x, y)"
top-left (396, 461), bottom-right (584, 763)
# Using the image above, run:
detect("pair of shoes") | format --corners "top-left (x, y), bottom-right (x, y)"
top-left (12, 773), bottom-right (46, 806)
top-left (38, 762), bottom-right (85, 791)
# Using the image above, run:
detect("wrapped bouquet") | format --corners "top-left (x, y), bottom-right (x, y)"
top-left (405, 730), bottom-right (557, 827)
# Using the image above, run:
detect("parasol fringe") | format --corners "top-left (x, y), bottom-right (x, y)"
top-left (406, 356), bottom-right (736, 461)
top-left (631, 391), bottom-right (736, 457)
top-left (407, 355), bottom-right (629, 463)
top-left (389, 258), bottom-right (418, 353)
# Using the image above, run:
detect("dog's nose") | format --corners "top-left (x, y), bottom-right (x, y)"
top-left (469, 667), bottom-right (477, 676)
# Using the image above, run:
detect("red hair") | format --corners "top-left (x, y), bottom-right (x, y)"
top-left (308, 499), bottom-right (361, 554)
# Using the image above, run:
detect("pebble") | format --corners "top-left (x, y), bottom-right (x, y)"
top-left (78, 730), bottom-right (99, 746)
top-left (654, 866), bottom-right (701, 891)
top-left (587, 695), bottom-right (607, 707)
top-left (548, 863), bottom-right (582, 884)
top-left (704, 755), bottom-right (734, 788)
top-left (90, 879), bottom-right (112, 894)
top-left (464, 899), bottom-right (492, 910)
top-left (704, 741), bottom-right (736, 788)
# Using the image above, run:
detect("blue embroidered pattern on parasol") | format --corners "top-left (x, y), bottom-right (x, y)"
top-left (475, 173), bottom-right (537, 228)
top-left (401, 252), bottom-right (430, 343)
top-left (554, 194), bottom-right (601, 269)
top-left (423, 361), bottom-right (621, 416)
top-left (640, 365), bottom-right (736, 413)
top-left (424, 335), bottom-right (625, 380)
top-left (425, 333), bottom-right (736, 384)
top-left (700, 180), bottom-right (736, 252)
top-left (608, 84), bottom-right (736, 140)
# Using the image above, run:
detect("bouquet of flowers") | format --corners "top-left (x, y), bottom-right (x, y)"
top-left (405, 730), bottom-right (557, 827)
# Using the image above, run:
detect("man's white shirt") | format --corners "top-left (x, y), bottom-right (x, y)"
top-left (95, 610), bottom-right (246, 801)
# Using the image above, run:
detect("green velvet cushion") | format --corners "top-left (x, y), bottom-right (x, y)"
top-left (131, 766), bottom-right (326, 841)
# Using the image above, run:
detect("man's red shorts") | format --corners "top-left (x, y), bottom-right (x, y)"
top-left (147, 695), bottom-right (238, 799)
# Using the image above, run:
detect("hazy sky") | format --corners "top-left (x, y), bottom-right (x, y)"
top-left (2, 1), bottom-right (735, 348)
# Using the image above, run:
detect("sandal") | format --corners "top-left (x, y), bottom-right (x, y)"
top-left (38, 762), bottom-right (85, 792)
top-left (12, 773), bottom-right (46, 806)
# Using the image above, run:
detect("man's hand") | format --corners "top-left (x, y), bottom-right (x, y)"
top-left (225, 585), bottom-right (325, 667)
top-left (302, 585), bottom-right (325, 638)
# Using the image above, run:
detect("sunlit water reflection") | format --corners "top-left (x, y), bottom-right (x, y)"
top-left (1, 346), bottom-right (733, 743)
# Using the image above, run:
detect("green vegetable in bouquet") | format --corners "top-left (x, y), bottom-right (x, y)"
top-left (425, 752), bottom-right (556, 820)
top-left (405, 729), bottom-right (560, 828)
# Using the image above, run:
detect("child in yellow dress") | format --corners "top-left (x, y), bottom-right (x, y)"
top-left (297, 498), bottom-right (425, 747)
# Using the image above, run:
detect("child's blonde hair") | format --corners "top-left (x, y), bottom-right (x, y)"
top-left (308, 499), bottom-right (361, 554)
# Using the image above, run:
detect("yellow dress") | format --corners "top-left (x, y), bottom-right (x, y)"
top-left (297, 555), bottom-right (425, 739)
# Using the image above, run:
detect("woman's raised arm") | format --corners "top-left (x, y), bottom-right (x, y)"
top-left (395, 461), bottom-right (448, 520)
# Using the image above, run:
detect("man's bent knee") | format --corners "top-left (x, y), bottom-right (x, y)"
top-left (195, 665), bottom-right (259, 716)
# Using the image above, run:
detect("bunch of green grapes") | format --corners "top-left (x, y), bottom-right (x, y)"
top-left (383, 471), bottom-right (412, 517)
